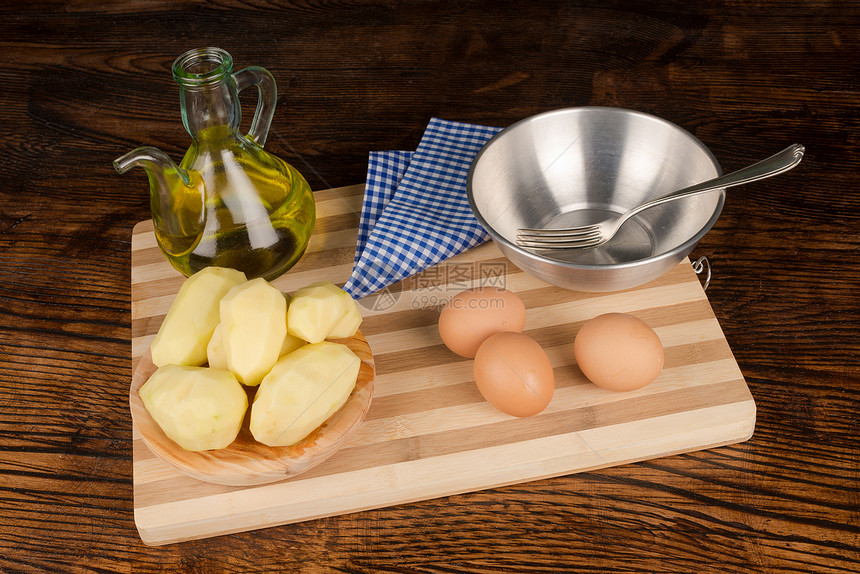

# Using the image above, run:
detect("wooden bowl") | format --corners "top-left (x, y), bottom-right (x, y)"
top-left (129, 332), bottom-right (375, 486)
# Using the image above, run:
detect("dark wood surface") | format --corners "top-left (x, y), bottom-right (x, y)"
top-left (1, 1), bottom-right (857, 572)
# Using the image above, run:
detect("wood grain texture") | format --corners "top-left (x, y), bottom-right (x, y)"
top-left (1, 0), bottom-right (858, 571)
top-left (130, 184), bottom-right (755, 545)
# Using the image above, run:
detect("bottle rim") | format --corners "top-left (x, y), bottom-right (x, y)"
top-left (172, 47), bottom-right (233, 87)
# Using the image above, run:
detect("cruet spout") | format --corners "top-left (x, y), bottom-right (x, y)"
top-left (114, 145), bottom-right (191, 186)
top-left (114, 146), bottom-right (205, 257)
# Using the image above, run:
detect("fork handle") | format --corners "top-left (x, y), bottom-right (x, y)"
top-left (624, 143), bottom-right (805, 221)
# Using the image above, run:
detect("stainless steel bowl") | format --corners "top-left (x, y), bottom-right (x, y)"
top-left (467, 107), bottom-right (724, 292)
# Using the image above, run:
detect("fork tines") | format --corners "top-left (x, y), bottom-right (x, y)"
top-left (516, 226), bottom-right (602, 249)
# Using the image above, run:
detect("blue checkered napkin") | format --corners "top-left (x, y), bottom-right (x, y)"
top-left (352, 150), bottom-right (414, 267)
top-left (343, 118), bottom-right (502, 299)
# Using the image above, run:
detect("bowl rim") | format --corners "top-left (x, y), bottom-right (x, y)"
top-left (466, 106), bottom-right (725, 272)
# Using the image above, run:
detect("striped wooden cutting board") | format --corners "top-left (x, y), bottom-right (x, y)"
top-left (130, 183), bottom-right (755, 546)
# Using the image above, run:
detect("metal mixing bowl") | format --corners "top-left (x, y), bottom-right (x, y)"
top-left (467, 107), bottom-right (724, 292)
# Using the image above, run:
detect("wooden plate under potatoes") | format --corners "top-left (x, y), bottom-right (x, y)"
top-left (129, 332), bottom-right (375, 486)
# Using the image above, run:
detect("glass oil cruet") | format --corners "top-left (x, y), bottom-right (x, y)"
top-left (114, 47), bottom-right (315, 281)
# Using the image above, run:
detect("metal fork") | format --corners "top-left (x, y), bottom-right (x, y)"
top-left (516, 143), bottom-right (805, 250)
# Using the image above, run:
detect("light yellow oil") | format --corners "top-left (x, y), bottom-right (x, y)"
top-left (153, 129), bottom-right (315, 281)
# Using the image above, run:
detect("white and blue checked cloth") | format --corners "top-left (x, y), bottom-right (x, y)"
top-left (343, 118), bottom-right (502, 299)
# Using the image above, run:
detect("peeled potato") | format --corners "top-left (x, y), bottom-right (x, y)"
top-left (139, 364), bottom-right (248, 451)
top-left (250, 342), bottom-right (360, 446)
top-left (209, 299), bottom-right (304, 371)
top-left (328, 302), bottom-right (364, 339)
top-left (150, 266), bottom-right (247, 367)
top-left (206, 323), bottom-right (228, 371)
top-left (280, 331), bottom-right (307, 357)
top-left (220, 278), bottom-right (287, 386)
top-left (287, 281), bottom-right (363, 343)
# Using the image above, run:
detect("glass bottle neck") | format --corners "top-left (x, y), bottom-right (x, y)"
top-left (173, 48), bottom-right (242, 140)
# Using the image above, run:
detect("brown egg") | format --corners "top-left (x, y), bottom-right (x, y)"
top-left (473, 331), bottom-right (555, 417)
top-left (438, 287), bottom-right (526, 358)
top-left (574, 313), bottom-right (664, 392)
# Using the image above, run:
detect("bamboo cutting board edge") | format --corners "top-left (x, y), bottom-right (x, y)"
top-left (129, 183), bottom-right (756, 545)
top-left (134, 405), bottom-right (754, 546)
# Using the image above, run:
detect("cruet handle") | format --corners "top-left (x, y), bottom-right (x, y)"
top-left (233, 66), bottom-right (277, 147)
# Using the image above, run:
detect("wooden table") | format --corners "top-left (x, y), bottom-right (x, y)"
top-left (1, 1), bottom-right (857, 572)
